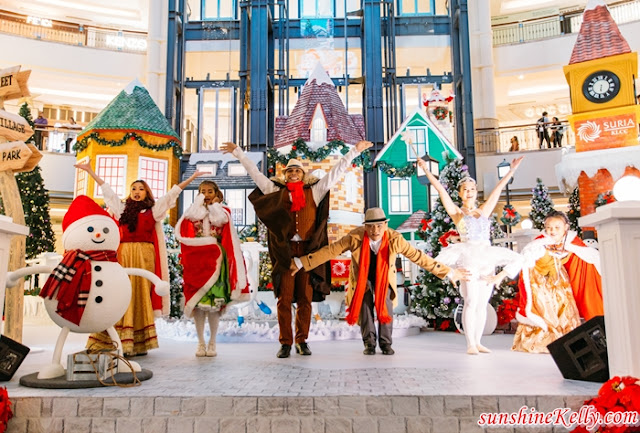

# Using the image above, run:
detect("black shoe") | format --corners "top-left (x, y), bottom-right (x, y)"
top-left (363, 345), bottom-right (376, 355)
top-left (277, 344), bottom-right (291, 358)
top-left (295, 342), bottom-right (312, 356)
top-left (381, 346), bottom-right (395, 355)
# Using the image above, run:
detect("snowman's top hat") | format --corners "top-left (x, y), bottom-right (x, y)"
top-left (63, 195), bottom-right (112, 233)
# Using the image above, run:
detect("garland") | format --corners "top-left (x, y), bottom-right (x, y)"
top-left (74, 131), bottom-right (183, 158)
top-left (595, 191), bottom-right (615, 208)
top-left (377, 161), bottom-right (417, 178)
top-left (432, 106), bottom-right (449, 121)
top-left (500, 204), bottom-right (521, 227)
top-left (266, 138), bottom-right (373, 174)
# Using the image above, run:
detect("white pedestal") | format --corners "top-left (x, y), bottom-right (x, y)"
top-left (0, 217), bottom-right (30, 333)
top-left (510, 229), bottom-right (541, 253)
top-left (580, 201), bottom-right (640, 378)
top-left (241, 241), bottom-right (268, 297)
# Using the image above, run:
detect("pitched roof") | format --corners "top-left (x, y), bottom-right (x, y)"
top-left (569, 0), bottom-right (631, 64)
top-left (78, 80), bottom-right (180, 142)
top-left (274, 64), bottom-right (365, 148)
top-left (396, 210), bottom-right (428, 232)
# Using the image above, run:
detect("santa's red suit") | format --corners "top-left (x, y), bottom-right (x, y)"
top-left (516, 231), bottom-right (603, 329)
top-left (176, 200), bottom-right (249, 317)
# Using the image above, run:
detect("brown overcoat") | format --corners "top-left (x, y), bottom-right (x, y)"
top-left (300, 227), bottom-right (451, 308)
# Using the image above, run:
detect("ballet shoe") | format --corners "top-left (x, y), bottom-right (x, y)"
top-left (206, 341), bottom-right (217, 357)
top-left (477, 344), bottom-right (492, 353)
top-left (467, 346), bottom-right (479, 355)
top-left (195, 343), bottom-right (206, 357)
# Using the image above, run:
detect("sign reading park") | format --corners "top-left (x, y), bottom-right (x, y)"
top-left (0, 141), bottom-right (42, 173)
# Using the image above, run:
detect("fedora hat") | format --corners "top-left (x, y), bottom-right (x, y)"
top-left (363, 208), bottom-right (389, 224)
top-left (282, 158), bottom-right (305, 174)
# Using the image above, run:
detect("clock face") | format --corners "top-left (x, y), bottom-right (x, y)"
top-left (582, 71), bottom-right (621, 103)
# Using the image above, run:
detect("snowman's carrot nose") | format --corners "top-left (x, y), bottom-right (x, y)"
top-left (96, 233), bottom-right (101, 238)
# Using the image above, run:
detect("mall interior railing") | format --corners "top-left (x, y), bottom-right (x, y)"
top-left (33, 125), bottom-right (83, 154)
top-left (475, 122), bottom-right (574, 154)
top-left (0, 10), bottom-right (147, 53)
top-left (492, 0), bottom-right (640, 46)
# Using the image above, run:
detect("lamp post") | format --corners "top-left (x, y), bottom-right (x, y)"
top-left (497, 159), bottom-right (514, 248)
top-left (417, 154), bottom-right (440, 211)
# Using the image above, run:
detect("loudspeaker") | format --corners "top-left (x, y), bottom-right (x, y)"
top-left (547, 315), bottom-right (609, 383)
top-left (0, 335), bottom-right (30, 381)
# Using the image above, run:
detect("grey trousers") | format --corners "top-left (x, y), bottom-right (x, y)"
top-left (359, 286), bottom-right (393, 348)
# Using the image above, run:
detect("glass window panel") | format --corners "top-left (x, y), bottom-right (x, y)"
top-left (401, 0), bottom-right (416, 14)
top-left (201, 88), bottom-right (234, 151)
top-left (95, 155), bottom-right (127, 198)
top-left (219, 0), bottom-right (234, 18)
top-left (417, 0), bottom-right (433, 14)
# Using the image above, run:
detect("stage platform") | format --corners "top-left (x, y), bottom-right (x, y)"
top-left (4, 322), bottom-right (601, 433)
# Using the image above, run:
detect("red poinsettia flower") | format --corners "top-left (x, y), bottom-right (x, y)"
top-left (618, 385), bottom-right (640, 410)
top-left (0, 387), bottom-right (13, 431)
top-left (266, 282), bottom-right (274, 290)
top-left (438, 319), bottom-right (451, 331)
top-left (292, 145), bottom-right (297, 150)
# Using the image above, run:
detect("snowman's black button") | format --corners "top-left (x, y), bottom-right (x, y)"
top-left (95, 296), bottom-right (103, 303)
top-left (96, 280), bottom-right (103, 287)
top-left (94, 265), bottom-right (102, 272)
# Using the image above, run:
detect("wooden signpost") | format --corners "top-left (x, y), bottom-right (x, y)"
top-left (0, 65), bottom-right (37, 342)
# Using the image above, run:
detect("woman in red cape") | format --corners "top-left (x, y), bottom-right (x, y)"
top-left (513, 211), bottom-right (603, 353)
top-left (176, 181), bottom-right (249, 357)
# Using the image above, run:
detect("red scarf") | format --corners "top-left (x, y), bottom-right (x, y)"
top-left (40, 249), bottom-right (119, 326)
top-left (286, 181), bottom-right (306, 212)
top-left (346, 231), bottom-right (391, 325)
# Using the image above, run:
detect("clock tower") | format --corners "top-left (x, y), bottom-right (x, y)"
top-left (563, 0), bottom-right (640, 152)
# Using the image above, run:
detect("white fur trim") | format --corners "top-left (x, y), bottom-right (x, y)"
top-left (183, 195), bottom-right (208, 221)
top-left (208, 203), bottom-right (229, 226)
top-left (223, 206), bottom-right (248, 299)
top-left (564, 231), bottom-right (601, 274)
top-left (183, 251), bottom-right (224, 318)
top-left (174, 216), bottom-right (219, 246)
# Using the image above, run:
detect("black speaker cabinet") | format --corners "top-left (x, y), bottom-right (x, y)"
top-left (0, 335), bottom-right (30, 381)
top-left (547, 315), bottom-right (609, 383)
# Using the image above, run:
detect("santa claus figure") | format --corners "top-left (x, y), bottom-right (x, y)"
top-left (7, 195), bottom-right (169, 379)
top-left (176, 181), bottom-right (250, 357)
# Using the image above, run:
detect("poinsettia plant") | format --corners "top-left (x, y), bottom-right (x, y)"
top-left (0, 387), bottom-right (13, 433)
top-left (572, 376), bottom-right (640, 432)
top-left (595, 191), bottom-right (615, 209)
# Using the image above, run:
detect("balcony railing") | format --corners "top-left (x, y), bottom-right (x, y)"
top-left (492, 0), bottom-right (640, 46)
top-left (475, 122), bottom-right (574, 154)
top-left (0, 11), bottom-right (147, 53)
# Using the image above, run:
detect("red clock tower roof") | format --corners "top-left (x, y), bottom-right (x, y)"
top-left (569, 0), bottom-right (631, 64)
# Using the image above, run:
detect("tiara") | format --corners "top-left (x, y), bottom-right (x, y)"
top-left (457, 176), bottom-right (476, 188)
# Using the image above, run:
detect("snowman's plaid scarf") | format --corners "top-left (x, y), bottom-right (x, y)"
top-left (40, 249), bottom-right (119, 326)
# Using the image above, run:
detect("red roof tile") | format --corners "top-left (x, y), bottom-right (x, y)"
top-left (569, 4), bottom-right (631, 64)
top-left (396, 210), bottom-right (428, 232)
top-left (274, 80), bottom-right (366, 148)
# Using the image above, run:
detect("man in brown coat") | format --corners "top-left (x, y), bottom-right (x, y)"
top-left (222, 140), bottom-right (372, 358)
top-left (291, 208), bottom-right (469, 355)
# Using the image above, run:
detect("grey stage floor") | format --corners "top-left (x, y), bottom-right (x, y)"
top-left (5, 322), bottom-right (601, 399)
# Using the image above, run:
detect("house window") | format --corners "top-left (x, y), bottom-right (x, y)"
top-left (94, 155), bottom-right (127, 198)
top-left (202, 0), bottom-right (236, 19)
top-left (74, 156), bottom-right (89, 197)
top-left (197, 163), bottom-right (218, 176)
top-left (225, 189), bottom-right (246, 226)
top-left (227, 163), bottom-right (247, 176)
top-left (398, 0), bottom-right (435, 15)
top-left (139, 157), bottom-right (168, 199)
top-left (345, 172), bottom-right (358, 203)
top-left (389, 178), bottom-right (411, 213)
top-left (406, 127), bottom-right (428, 160)
top-left (300, 0), bottom-right (334, 17)
top-left (310, 105), bottom-right (327, 142)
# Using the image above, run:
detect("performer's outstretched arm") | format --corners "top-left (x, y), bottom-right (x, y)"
top-left (480, 156), bottom-right (524, 218)
top-left (222, 142), bottom-right (278, 195)
top-left (416, 158), bottom-right (462, 222)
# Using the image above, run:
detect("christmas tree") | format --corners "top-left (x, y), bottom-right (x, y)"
top-left (567, 186), bottom-right (582, 236)
top-left (163, 221), bottom-right (184, 318)
top-left (17, 103), bottom-right (56, 261)
top-left (529, 178), bottom-right (555, 230)
top-left (410, 158), bottom-right (467, 328)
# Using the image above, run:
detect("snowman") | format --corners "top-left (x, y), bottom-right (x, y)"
top-left (7, 195), bottom-right (169, 380)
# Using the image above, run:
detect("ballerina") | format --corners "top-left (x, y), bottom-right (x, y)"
top-left (417, 157), bottom-right (525, 355)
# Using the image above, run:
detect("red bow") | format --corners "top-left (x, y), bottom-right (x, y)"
top-left (421, 218), bottom-right (433, 231)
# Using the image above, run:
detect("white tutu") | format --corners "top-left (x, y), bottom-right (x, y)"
top-left (436, 240), bottom-right (523, 278)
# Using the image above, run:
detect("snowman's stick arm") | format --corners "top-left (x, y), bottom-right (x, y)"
top-left (7, 265), bottom-right (55, 288)
top-left (124, 268), bottom-right (170, 296)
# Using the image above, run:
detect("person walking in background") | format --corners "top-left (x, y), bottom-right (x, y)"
top-left (537, 111), bottom-right (551, 149)
top-left (509, 136), bottom-right (520, 152)
top-left (290, 208), bottom-right (470, 355)
top-left (551, 117), bottom-right (564, 148)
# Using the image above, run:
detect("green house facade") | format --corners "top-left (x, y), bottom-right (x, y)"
top-left (375, 109), bottom-right (461, 238)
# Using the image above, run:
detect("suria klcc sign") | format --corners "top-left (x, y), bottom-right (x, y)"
top-left (569, 105), bottom-right (640, 152)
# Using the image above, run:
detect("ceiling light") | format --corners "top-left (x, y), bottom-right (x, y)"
top-left (33, 0), bottom-right (138, 18)
top-left (502, 0), bottom-right (555, 11)
top-left (30, 87), bottom-right (116, 102)
top-left (508, 84), bottom-right (568, 97)
top-left (518, 75), bottom-right (524, 80)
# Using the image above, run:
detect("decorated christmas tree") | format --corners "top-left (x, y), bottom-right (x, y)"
top-left (567, 186), bottom-right (582, 236)
top-left (17, 103), bottom-right (56, 261)
top-left (410, 158), bottom-right (467, 328)
top-left (163, 221), bottom-right (184, 318)
top-left (529, 178), bottom-right (555, 230)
